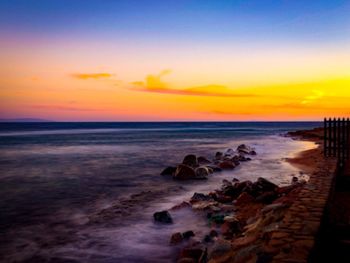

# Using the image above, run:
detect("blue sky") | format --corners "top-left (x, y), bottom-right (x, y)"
top-left (1, 0), bottom-right (349, 45)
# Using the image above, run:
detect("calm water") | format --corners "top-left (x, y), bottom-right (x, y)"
top-left (0, 122), bottom-right (320, 262)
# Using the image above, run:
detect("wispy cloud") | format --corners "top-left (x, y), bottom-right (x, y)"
top-left (30, 105), bottom-right (105, 111)
top-left (301, 90), bottom-right (324, 104)
top-left (131, 70), bottom-right (257, 98)
top-left (72, 73), bottom-right (113, 80)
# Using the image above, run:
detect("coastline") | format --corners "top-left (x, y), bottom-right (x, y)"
top-left (166, 127), bottom-right (337, 263)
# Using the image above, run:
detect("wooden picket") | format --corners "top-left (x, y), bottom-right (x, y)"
top-left (324, 118), bottom-right (350, 166)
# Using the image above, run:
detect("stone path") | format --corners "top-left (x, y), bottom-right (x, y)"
top-left (267, 156), bottom-right (337, 263)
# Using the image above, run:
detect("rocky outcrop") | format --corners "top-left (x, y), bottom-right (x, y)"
top-left (174, 164), bottom-right (196, 180)
top-left (182, 154), bottom-right (198, 168)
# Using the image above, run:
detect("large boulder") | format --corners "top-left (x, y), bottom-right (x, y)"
top-left (256, 177), bottom-right (278, 192)
top-left (174, 164), bottom-right (196, 180)
top-left (194, 166), bottom-right (210, 179)
top-left (160, 166), bottom-right (176, 176)
top-left (153, 210), bottom-right (173, 224)
top-left (182, 154), bottom-right (198, 168)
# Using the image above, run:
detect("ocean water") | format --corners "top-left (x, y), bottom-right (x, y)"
top-left (0, 122), bottom-right (321, 262)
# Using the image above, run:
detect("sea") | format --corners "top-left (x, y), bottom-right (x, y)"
top-left (0, 122), bottom-right (321, 263)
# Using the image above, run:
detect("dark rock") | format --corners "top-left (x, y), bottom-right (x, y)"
top-left (182, 154), bottom-right (198, 168)
top-left (160, 166), bottom-right (176, 176)
top-left (204, 235), bottom-right (213, 243)
top-left (238, 155), bottom-right (252, 161)
top-left (209, 214), bottom-right (225, 225)
top-left (170, 201), bottom-right (191, 210)
top-left (292, 176), bottom-right (298, 184)
top-left (174, 164), bottom-right (196, 180)
top-left (153, 210), bottom-right (173, 224)
top-left (232, 178), bottom-right (240, 182)
top-left (182, 230), bottom-right (195, 239)
top-left (191, 192), bottom-right (213, 203)
top-left (206, 165), bottom-right (222, 172)
top-left (208, 240), bottom-right (231, 260)
top-left (180, 245), bottom-right (206, 263)
top-left (256, 191), bottom-right (278, 204)
top-left (215, 152), bottom-right (223, 160)
top-left (235, 192), bottom-right (255, 206)
top-left (209, 229), bottom-right (218, 237)
top-left (170, 232), bottom-right (183, 245)
top-left (197, 156), bottom-right (211, 165)
top-left (225, 148), bottom-right (235, 156)
top-left (256, 177), bottom-right (278, 192)
top-left (234, 180), bottom-right (253, 194)
top-left (219, 161), bottom-right (235, 170)
top-left (194, 166), bottom-right (210, 179)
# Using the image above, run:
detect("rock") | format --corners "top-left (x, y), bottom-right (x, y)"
top-left (170, 201), bottom-right (191, 210)
top-left (256, 191), bottom-right (278, 204)
top-left (219, 161), bottom-right (235, 170)
top-left (191, 192), bottom-right (213, 203)
top-left (232, 178), bottom-right (240, 182)
top-left (177, 258), bottom-right (196, 263)
top-left (256, 177), bottom-right (278, 192)
top-left (215, 152), bottom-right (224, 160)
top-left (204, 235), bottom-right (213, 243)
top-left (192, 201), bottom-right (218, 210)
top-left (235, 192), bottom-right (255, 206)
top-left (238, 155), bottom-right (252, 162)
top-left (160, 166), bottom-right (176, 176)
top-left (198, 156), bottom-right (211, 165)
top-left (292, 176), bottom-right (298, 184)
top-left (206, 165), bottom-right (222, 172)
top-left (182, 154), bottom-right (198, 168)
top-left (261, 203), bottom-right (287, 214)
top-left (179, 245), bottom-right (206, 263)
top-left (183, 230), bottom-right (195, 239)
top-left (225, 148), bottom-right (235, 155)
top-left (215, 194), bottom-right (233, 203)
top-left (234, 180), bottom-right (253, 194)
top-left (194, 166), bottom-right (210, 179)
top-left (208, 239), bottom-right (232, 260)
top-left (170, 232), bottom-right (183, 245)
top-left (237, 144), bottom-right (256, 155)
top-left (174, 164), bottom-right (196, 180)
top-left (209, 214), bottom-right (225, 225)
top-left (153, 210), bottom-right (173, 224)
top-left (210, 229), bottom-right (218, 237)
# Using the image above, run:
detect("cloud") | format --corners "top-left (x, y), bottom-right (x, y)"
top-left (131, 70), bottom-right (257, 98)
top-left (72, 73), bottom-right (113, 80)
top-left (30, 105), bottom-right (105, 111)
top-left (301, 90), bottom-right (324, 104)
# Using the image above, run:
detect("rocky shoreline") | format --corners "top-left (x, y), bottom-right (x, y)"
top-left (151, 128), bottom-right (335, 263)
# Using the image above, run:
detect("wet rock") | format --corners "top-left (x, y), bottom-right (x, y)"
top-left (183, 230), bottom-right (195, 239)
top-left (292, 176), bottom-right (299, 184)
top-left (235, 192), bottom-right (255, 206)
top-left (194, 166), bottom-right (210, 179)
top-left (197, 156), bottom-right (211, 165)
top-left (191, 192), bottom-right (213, 203)
top-left (153, 210), bottom-right (173, 224)
top-left (177, 258), bottom-right (196, 263)
top-left (219, 161), bottom-right (235, 170)
top-left (206, 165), bottom-right (222, 172)
top-left (174, 164), bottom-right (196, 180)
top-left (204, 235), bottom-right (213, 243)
top-left (225, 148), bottom-right (235, 156)
top-left (192, 201), bottom-right (218, 210)
top-left (237, 144), bottom-right (256, 155)
top-left (160, 166), bottom-right (176, 176)
top-left (182, 154), bottom-right (198, 168)
top-left (215, 194), bottom-right (233, 203)
top-left (238, 155), bottom-right (252, 162)
top-left (215, 152), bottom-right (224, 160)
top-left (232, 178), bottom-right (240, 183)
top-left (209, 214), bottom-right (225, 225)
top-left (170, 232), bottom-right (183, 245)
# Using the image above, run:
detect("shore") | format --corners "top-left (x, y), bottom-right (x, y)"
top-left (157, 127), bottom-right (337, 263)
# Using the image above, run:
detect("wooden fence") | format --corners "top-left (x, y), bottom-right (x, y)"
top-left (324, 118), bottom-right (350, 166)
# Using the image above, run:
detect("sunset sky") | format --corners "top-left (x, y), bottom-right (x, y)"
top-left (1, 0), bottom-right (350, 121)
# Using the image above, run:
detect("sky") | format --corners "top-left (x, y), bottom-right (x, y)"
top-left (1, 0), bottom-right (350, 121)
